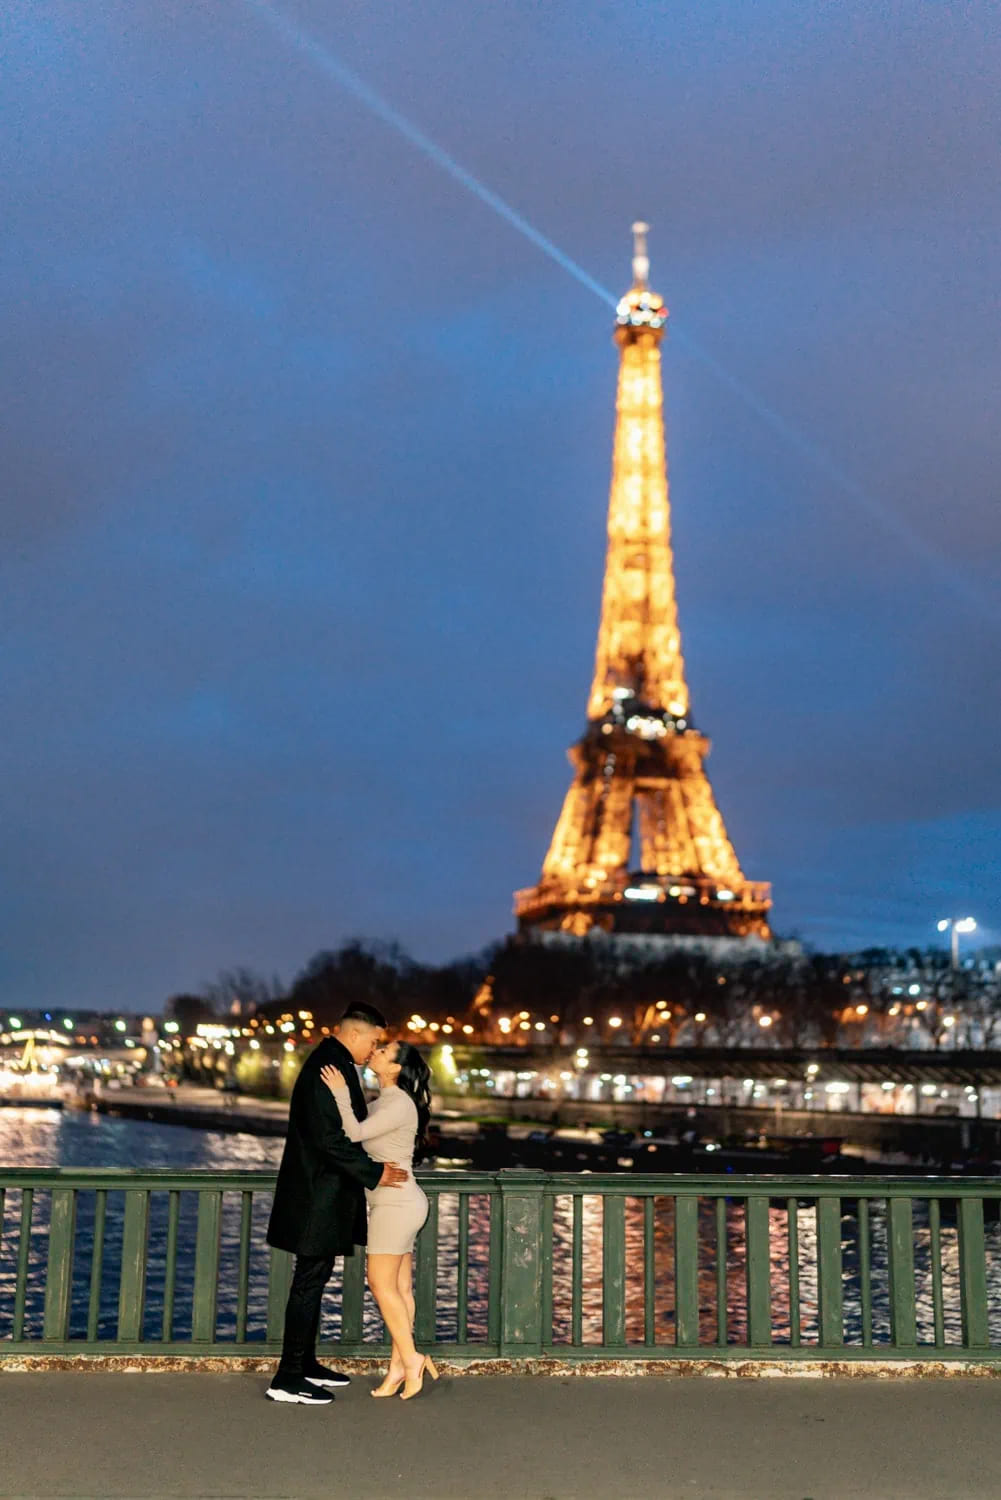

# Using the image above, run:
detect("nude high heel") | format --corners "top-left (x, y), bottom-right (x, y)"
top-left (399, 1355), bottom-right (439, 1401)
top-left (371, 1373), bottom-right (405, 1398)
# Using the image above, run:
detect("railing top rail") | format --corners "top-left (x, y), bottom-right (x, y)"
top-left (2, 1166), bottom-right (1001, 1197)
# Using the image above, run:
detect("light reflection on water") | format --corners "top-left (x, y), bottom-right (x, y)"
top-left (2, 1111), bottom-right (999, 1348)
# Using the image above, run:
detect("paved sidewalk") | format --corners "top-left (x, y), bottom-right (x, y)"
top-left (0, 1372), bottom-right (998, 1499)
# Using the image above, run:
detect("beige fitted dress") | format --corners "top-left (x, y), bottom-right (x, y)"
top-left (332, 1083), bottom-right (429, 1255)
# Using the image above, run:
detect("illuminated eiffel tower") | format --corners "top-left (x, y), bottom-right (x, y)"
top-left (515, 225), bottom-right (771, 945)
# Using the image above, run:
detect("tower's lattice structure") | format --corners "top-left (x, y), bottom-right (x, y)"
top-left (515, 226), bottom-right (771, 942)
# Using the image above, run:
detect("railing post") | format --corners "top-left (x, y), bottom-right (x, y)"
top-left (266, 1248), bottom-right (294, 1345)
top-left (745, 1196), bottom-right (772, 1348)
top-left (602, 1193), bottom-right (626, 1347)
top-left (192, 1190), bottom-right (222, 1343)
top-left (339, 1248), bottom-right (366, 1345)
top-left (118, 1190), bottom-right (150, 1343)
top-left (816, 1196), bottom-right (844, 1349)
top-left (43, 1188), bottom-right (78, 1343)
top-left (675, 1194), bottom-right (700, 1348)
top-left (498, 1170), bottom-right (546, 1357)
top-left (958, 1196), bottom-right (989, 1350)
top-left (414, 1190), bottom-right (440, 1346)
top-left (886, 1196), bottom-right (916, 1348)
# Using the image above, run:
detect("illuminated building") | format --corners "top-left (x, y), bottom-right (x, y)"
top-left (515, 225), bottom-right (771, 944)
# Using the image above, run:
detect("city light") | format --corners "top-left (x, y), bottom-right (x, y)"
top-left (608, 1016), bottom-right (622, 1029)
top-left (758, 1015), bottom-right (773, 1028)
top-left (938, 916), bottom-right (978, 971)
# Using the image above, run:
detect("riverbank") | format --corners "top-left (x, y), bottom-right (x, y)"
top-left (76, 1086), bottom-right (289, 1136)
top-left (66, 1084), bottom-right (991, 1171)
top-left (437, 1091), bottom-right (995, 1160)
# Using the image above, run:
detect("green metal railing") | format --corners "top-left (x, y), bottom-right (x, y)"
top-left (1, 1169), bottom-right (1000, 1361)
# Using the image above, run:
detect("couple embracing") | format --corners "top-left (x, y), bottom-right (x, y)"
top-left (265, 1002), bottom-right (438, 1405)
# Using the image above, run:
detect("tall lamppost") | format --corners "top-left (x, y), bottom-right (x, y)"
top-left (937, 916), bottom-right (977, 971)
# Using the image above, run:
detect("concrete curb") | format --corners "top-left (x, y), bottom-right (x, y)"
top-left (3, 1353), bottom-right (1001, 1377)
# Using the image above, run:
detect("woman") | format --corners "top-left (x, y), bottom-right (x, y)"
top-left (320, 1040), bottom-right (438, 1400)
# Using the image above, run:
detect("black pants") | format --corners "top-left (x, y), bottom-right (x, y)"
top-left (277, 1253), bottom-right (336, 1378)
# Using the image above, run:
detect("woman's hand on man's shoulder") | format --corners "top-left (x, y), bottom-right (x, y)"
top-left (320, 1063), bottom-right (346, 1094)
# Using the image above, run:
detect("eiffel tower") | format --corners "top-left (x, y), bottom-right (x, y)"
top-left (515, 225), bottom-right (771, 945)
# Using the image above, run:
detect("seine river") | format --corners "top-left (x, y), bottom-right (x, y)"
top-left (2, 1107), bottom-right (998, 1350)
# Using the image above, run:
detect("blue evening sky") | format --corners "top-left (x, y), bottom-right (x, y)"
top-left (2, 0), bottom-right (999, 1009)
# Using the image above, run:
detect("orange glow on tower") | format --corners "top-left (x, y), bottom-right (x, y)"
top-left (515, 225), bottom-right (771, 942)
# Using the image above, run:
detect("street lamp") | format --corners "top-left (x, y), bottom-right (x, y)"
top-left (937, 916), bottom-right (977, 971)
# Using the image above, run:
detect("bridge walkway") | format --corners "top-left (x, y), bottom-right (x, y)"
top-left (0, 1371), bottom-right (998, 1499)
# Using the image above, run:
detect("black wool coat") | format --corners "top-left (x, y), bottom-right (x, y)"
top-left (267, 1036), bottom-right (383, 1259)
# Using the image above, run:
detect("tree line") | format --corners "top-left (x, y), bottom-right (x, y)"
top-left (164, 938), bottom-right (1001, 1050)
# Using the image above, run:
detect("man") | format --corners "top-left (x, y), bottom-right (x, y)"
top-left (265, 1001), bottom-right (407, 1404)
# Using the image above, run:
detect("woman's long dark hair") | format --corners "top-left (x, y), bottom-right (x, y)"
top-left (394, 1042), bottom-right (432, 1160)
